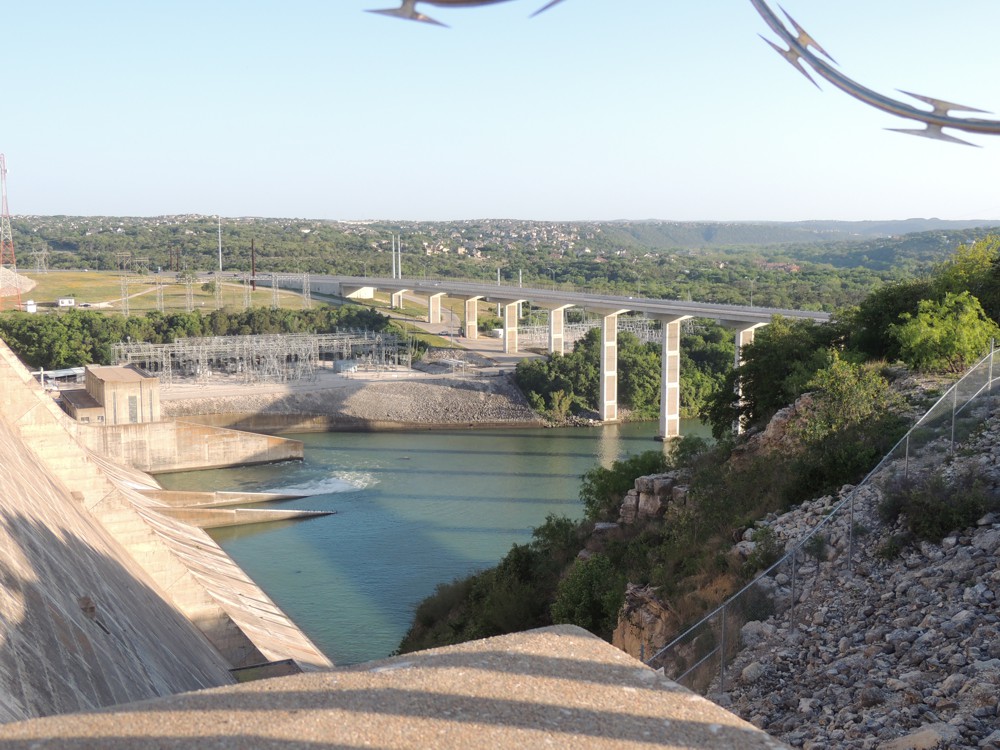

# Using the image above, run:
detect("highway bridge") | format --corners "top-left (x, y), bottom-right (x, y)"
top-left (275, 274), bottom-right (831, 439)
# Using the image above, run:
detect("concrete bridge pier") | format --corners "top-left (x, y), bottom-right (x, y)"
top-left (390, 290), bottom-right (408, 310)
top-left (462, 296), bottom-right (483, 340)
top-left (656, 315), bottom-right (691, 440)
top-left (500, 300), bottom-right (527, 354)
top-left (538, 304), bottom-right (574, 355)
top-left (723, 321), bottom-right (766, 434)
top-left (595, 309), bottom-right (630, 422)
top-left (426, 293), bottom-right (446, 324)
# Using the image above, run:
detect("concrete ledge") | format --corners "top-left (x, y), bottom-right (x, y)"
top-left (138, 490), bottom-right (307, 508)
top-left (151, 507), bottom-right (335, 529)
top-left (0, 626), bottom-right (787, 749)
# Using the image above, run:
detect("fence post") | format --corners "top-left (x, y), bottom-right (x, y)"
top-left (951, 385), bottom-right (959, 451)
top-left (720, 604), bottom-right (727, 693)
top-left (990, 341), bottom-right (996, 406)
top-left (789, 550), bottom-right (797, 622)
top-left (848, 491), bottom-right (855, 573)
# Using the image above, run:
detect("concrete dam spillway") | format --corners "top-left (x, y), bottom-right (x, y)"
top-left (0, 336), bottom-right (786, 749)
top-left (0, 337), bottom-right (332, 722)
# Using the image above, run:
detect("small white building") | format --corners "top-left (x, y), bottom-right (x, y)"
top-left (23, 299), bottom-right (36, 313)
top-left (57, 297), bottom-right (76, 308)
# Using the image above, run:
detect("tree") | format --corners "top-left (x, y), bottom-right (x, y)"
top-left (617, 335), bottom-right (661, 418)
top-left (848, 279), bottom-right (933, 361)
top-left (793, 353), bottom-right (905, 444)
top-left (579, 450), bottom-right (670, 522)
top-left (932, 235), bottom-right (1000, 301)
top-left (891, 292), bottom-right (1000, 372)
top-left (706, 316), bottom-right (842, 438)
top-left (550, 554), bottom-right (625, 640)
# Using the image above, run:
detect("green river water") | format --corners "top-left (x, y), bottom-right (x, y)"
top-left (157, 420), bottom-right (707, 665)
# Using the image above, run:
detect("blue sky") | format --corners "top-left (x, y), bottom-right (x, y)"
top-left (5, 1), bottom-right (1000, 222)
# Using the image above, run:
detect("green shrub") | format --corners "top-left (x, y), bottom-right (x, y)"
top-left (741, 526), bottom-right (783, 580)
top-left (803, 534), bottom-right (827, 561)
top-left (551, 554), bottom-right (626, 640)
top-left (879, 471), bottom-right (1000, 541)
top-left (875, 533), bottom-right (911, 560)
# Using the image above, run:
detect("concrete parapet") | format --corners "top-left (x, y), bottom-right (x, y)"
top-left (0, 626), bottom-right (788, 749)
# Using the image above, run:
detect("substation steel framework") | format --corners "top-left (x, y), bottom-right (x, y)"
top-left (113, 330), bottom-right (409, 385)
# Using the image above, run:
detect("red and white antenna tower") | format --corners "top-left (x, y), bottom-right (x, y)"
top-left (0, 154), bottom-right (21, 311)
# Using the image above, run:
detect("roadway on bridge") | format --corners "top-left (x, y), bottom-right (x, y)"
top-left (327, 275), bottom-right (831, 326)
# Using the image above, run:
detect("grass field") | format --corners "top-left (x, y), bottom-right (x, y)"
top-left (22, 271), bottom-right (309, 314)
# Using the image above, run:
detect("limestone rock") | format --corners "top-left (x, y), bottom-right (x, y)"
top-left (612, 584), bottom-right (676, 662)
top-left (877, 724), bottom-right (962, 750)
top-left (741, 661), bottom-right (766, 684)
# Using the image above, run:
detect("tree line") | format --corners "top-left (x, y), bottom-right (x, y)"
top-left (0, 305), bottom-right (392, 370)
top-left (13, 215), bottom-right (1000, 314)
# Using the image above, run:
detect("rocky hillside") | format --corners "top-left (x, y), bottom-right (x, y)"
top-left (713, 413), bottom-right (1000, 749)
top-left (602, 380), bottom-right (1000, 748)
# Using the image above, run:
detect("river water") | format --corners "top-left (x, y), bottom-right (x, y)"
top-left (157, 420), bottom-right (707, 665)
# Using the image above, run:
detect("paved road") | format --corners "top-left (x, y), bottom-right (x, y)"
top-left (325, 275), bottom-right (831, 326)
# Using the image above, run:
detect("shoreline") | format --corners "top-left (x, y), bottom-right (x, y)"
top-left (173, 412), bottom-right (552, 434)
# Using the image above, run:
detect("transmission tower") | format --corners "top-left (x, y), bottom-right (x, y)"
top-left (31, 247), bottom-right (49, 274)
top-left (117, 252), bottom-right (131, 316)
top-left (0, 154), bottom-right (21, 310)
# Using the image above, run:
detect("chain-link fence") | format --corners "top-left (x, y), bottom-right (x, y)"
top-left (645, 344), bottom-right (998, 693)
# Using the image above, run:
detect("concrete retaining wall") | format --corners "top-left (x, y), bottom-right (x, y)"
top-left (77, 419), bottom-right (303, 473)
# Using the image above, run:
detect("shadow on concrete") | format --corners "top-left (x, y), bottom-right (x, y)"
top-left (0, 504), bottom-right (232, 724)
top-left (0, 640), bottom-right (777, 748)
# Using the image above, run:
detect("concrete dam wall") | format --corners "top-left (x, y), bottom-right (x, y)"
top-left (0, 401), bottom-right (235, 722)
top-left (0, 339), bottom-right (331, 722)
top-left (77, 419), bottom-right (303, 473)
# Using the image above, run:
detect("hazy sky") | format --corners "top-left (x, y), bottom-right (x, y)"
top-left (5, 1), bottom-right (1000, 222)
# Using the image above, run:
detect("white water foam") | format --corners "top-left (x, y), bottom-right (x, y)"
top-left (269, 472), bottom-right (377, 496)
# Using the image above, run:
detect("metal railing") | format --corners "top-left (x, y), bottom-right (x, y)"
top-left (644, 344), bottom-right (998, 694)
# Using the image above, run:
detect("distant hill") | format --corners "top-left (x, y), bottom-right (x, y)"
top-left (597, 219), bottom-right (999, 251)
top-left (10, 215), bottom-right (999, 280)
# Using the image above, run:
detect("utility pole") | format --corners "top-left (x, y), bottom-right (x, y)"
top-left (217, 216), bottom-right (223, 272)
